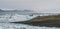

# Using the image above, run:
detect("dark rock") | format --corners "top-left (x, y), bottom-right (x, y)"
top-left (10, 14), bottom-right (60, 27)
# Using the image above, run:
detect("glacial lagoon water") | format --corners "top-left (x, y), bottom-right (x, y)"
top-left (0, 14), bottom-right (60, 29)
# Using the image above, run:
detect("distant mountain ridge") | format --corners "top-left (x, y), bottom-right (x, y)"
top-left (0, 9), bottom-right (5, 12)
top-left (0, 9), bottom-right (34, 13)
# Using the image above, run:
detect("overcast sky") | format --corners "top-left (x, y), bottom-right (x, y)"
top-left (0, 0), bottom-right (60, 13)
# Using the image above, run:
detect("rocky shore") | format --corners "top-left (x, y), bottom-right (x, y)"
top-left (10, 14), bottom-right (60, 27)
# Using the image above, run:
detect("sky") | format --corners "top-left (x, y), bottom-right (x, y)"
top-left (0, 0), bottom-right (60, 13)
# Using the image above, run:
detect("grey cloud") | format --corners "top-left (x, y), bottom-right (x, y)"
top-left (0, 0), bottom-right (60, 13)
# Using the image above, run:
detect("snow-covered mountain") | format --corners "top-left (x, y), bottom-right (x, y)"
top-left (0, 9), bottom-right (5, 12)
top-left (0, 9), bottom-right (34, 12)
top-left (0, 9), bottom-right (36, 15)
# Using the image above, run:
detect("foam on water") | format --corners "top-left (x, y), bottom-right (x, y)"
top-left (0, 23), bottom-right (60, 29)
top-left (0, 13), bottom-right (60, 29)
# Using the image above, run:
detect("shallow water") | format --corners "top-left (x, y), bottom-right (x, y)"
top-left (0, 23), bottom-right (60, 29)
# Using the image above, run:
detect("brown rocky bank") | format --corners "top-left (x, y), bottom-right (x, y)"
top-left (10, 14), bottom-right (60, 27)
